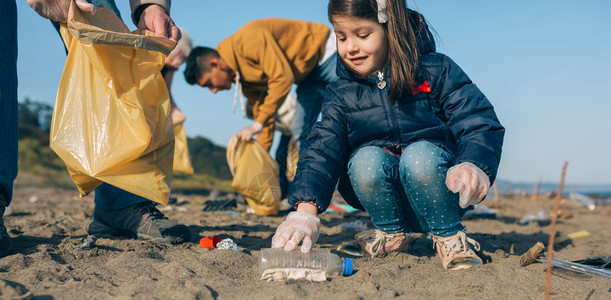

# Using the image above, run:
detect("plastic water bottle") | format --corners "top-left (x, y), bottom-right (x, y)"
top-left (259, 248), bottom-right (353, 276)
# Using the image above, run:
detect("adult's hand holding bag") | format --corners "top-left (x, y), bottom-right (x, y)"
top-left (50, 1), bottom-right (176, 204)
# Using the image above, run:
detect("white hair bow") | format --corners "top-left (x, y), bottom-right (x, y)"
top-left (376, 0), bottom-right (387, 23)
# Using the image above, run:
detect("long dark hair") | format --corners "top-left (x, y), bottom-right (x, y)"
top-left (328, 0), bottom-right (420, 99)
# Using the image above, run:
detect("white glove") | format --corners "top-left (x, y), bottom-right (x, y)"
top-left (236, 122), bottom-right (263, 141)
top-left (446, 162), bottom-right (490, 208)
top-left (27, 0), bottom-right (95, 22)
top-left (271, 211), bottom-right (320, 253)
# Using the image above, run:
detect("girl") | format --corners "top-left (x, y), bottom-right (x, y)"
top-left (272, 0), bottom-right (504, 270)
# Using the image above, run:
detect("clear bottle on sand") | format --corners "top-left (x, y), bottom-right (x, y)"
top-left (259, 248), bottom-right (353, 276)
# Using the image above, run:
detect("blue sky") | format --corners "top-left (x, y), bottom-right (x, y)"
top-left (16, 1), bottom-right (611, 185)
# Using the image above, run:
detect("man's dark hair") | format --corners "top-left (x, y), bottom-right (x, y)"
top-left (183, 47), bottom-right (220, 85)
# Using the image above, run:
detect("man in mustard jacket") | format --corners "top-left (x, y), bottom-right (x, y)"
top-left (184, 18), bottom-right (339, 152)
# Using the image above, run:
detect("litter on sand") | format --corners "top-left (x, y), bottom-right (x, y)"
top-left (74, 235), bottom-right (97, 254)
top-left (536, 257), bottom-right (611, 281)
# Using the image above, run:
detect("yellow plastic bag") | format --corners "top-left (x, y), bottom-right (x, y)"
top-left (226, 136), bottom-right (281, 216)
top-left (50, 2), bottom-right (176, 204)
top-left (172, 113), bottom-right (194, 175)
top-left (286, 137), bottom-right (299, 182)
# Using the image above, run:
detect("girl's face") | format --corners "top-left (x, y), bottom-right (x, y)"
top-left (332, 15), bottom-right (388, 76)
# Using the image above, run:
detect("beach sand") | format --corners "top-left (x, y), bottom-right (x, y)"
top-left (1, 175), bottom-right (609, 299)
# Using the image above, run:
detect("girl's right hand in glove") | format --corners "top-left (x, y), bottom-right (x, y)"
top-left (271, 210), bottom-right (320, 253)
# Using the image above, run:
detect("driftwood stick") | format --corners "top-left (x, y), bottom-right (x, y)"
top-left (519, 242), bottom-right (545, 267)
top-left (545, 161), bottom-right (568, 300)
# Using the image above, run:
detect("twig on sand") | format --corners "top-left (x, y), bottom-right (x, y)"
top-left (545, 161), bottom-right (568, 300)
top-left (519, 241), bottom-right (545, 267)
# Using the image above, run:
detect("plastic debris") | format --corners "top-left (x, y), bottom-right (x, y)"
top-left (463, 204), bottom-right (497, 219)
top-left (203, 198), bottom-right (237, 211)
top-left (340, 220), bottom-right (368, 232)
top-left (555, 230), bottom-right (590, 244)
top-left (570, 192), bottom-right (596, 210)
top-left (536, 257), bottom-right (611, 280)
top-left (216, 238), bottom-right (241, 251)
top-left (200, 236), bottom-right (221, 249)
top-left (518, 209), bottom-right (549, 225)
top-left (74, 235), bottom-right (97, 254)
top-left (327, 204), bottom-right (359, 213)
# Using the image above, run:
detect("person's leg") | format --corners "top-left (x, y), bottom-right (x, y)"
top-left (399, 141), bottom-right (464, 237)
top-left (275, 134), bottom-right (291, 199)
top-left (348, 146), bottom-right (408, 234)
top-left (94, 183), bottom-right (149, 211)
top-left (347, 146), bottom-right (412, 257)
top-left (293, 53), bottom-right (339, 151)
top-left (0, 0), bottom-right (18, 254)
top-left (399, 141), bottom-right (481, 269)
top-left (81, 0), bottom-right (189, 243)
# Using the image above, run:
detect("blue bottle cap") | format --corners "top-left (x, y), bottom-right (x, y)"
top-left (342, 258), bottom-right (353, 276)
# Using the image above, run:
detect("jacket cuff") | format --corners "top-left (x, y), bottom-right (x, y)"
top-left (130, 0), bottom-right (170, 25)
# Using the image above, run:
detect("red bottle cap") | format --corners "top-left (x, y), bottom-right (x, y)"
top-left (200, 236), bottom-right (221, 249)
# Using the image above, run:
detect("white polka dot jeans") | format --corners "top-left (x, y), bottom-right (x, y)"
top-left (347, 141), bottom-right (465, 236)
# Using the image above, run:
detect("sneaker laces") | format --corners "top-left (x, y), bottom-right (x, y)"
top-left (355, 229), bottom-right (408, 255)
top-left (434, 231), bottom-right (481, 257)
top-left (134, 202), bottom-right (167, 221)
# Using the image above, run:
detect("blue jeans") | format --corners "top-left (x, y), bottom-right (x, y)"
top-left (347, 141), bottom-right (466, 237)
top-left (293, 53), bottom-right (339, 150)
top-left (0, 0), bottom-right (18, 207)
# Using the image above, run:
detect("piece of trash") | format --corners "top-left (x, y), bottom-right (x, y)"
top-left (574, 256), bottom-right (611, 269)
top-left (463, 204), bottom-right (497, 219)
top-left (226, 210), bottom-right (241, 215)
top-left (327, 204), bottom-right (359, 213)
top-left (203, 198), bottom-right (237, 211)
top-left (536, 257), bottom-right (611, 280)
top-left (74, 235), bottom-right (97, 254)
top-left (340, 220), bottom-right (368, 232)
top-left (336, 241), bottom-right (364, 257)
top-left (3, 204), bottom-right (12, 216)
top-left (519, 241), bottom-right (545, 266)
top-left (200, 236), bottom-right (221, 249)
top-left (216, 238), bottom-right (241, 251)
top-left (555, 230), bottom-right (590, 244)
top-left (570, 192), bottom-right (596, 210)
top-left (518, 209), bottom-right (549, 226)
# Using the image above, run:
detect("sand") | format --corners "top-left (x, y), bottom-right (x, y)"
top-left (0, 175), bottom-right (609, 299)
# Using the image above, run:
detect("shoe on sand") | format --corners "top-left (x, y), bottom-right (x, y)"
top-left (339, 229), bottom-right (410, 258)
top-left (433, 231), bottom-right (482, 270)
top-left (87, 201), bottom-right (191, 244)
top-left (0, 207), bottom-right (10, 256)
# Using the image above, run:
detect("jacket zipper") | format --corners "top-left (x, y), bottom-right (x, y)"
top-left (377, 71), bottom-right (402, 143)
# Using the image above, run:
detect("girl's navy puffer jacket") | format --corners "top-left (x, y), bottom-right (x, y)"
top-left (288, 19), bottom-right (505, 213)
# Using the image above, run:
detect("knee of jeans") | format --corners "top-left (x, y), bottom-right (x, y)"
top-left (348, 147), bottom-right (393, 189)
top-left (400, 141), bottom-right (450, 180)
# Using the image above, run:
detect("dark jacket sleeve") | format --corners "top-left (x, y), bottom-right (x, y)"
top-left (429, 53), bottom-right (505, 183)
top-left (288, 88), bottom-right (349, 213)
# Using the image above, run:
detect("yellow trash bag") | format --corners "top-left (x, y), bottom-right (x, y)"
top-left (172, 113), bottom-right (194, 175)
top-left (286, 137), bottom-right (299, 182)
top-left (226, 136), bottom-right (281, 216)
top-left (50, 2), bottom-right (176, 204)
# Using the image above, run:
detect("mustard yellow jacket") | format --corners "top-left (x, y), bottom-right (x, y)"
top-left (216, 18), bottom-right (330, 150)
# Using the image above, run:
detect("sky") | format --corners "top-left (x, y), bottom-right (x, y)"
top-left (15, 0), bottom-right (611, 185)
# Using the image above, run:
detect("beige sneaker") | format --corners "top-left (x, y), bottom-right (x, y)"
top-left (352, 229), bottom-right (411, 258)
top-left (433, 231), bottom-right (483, 270)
